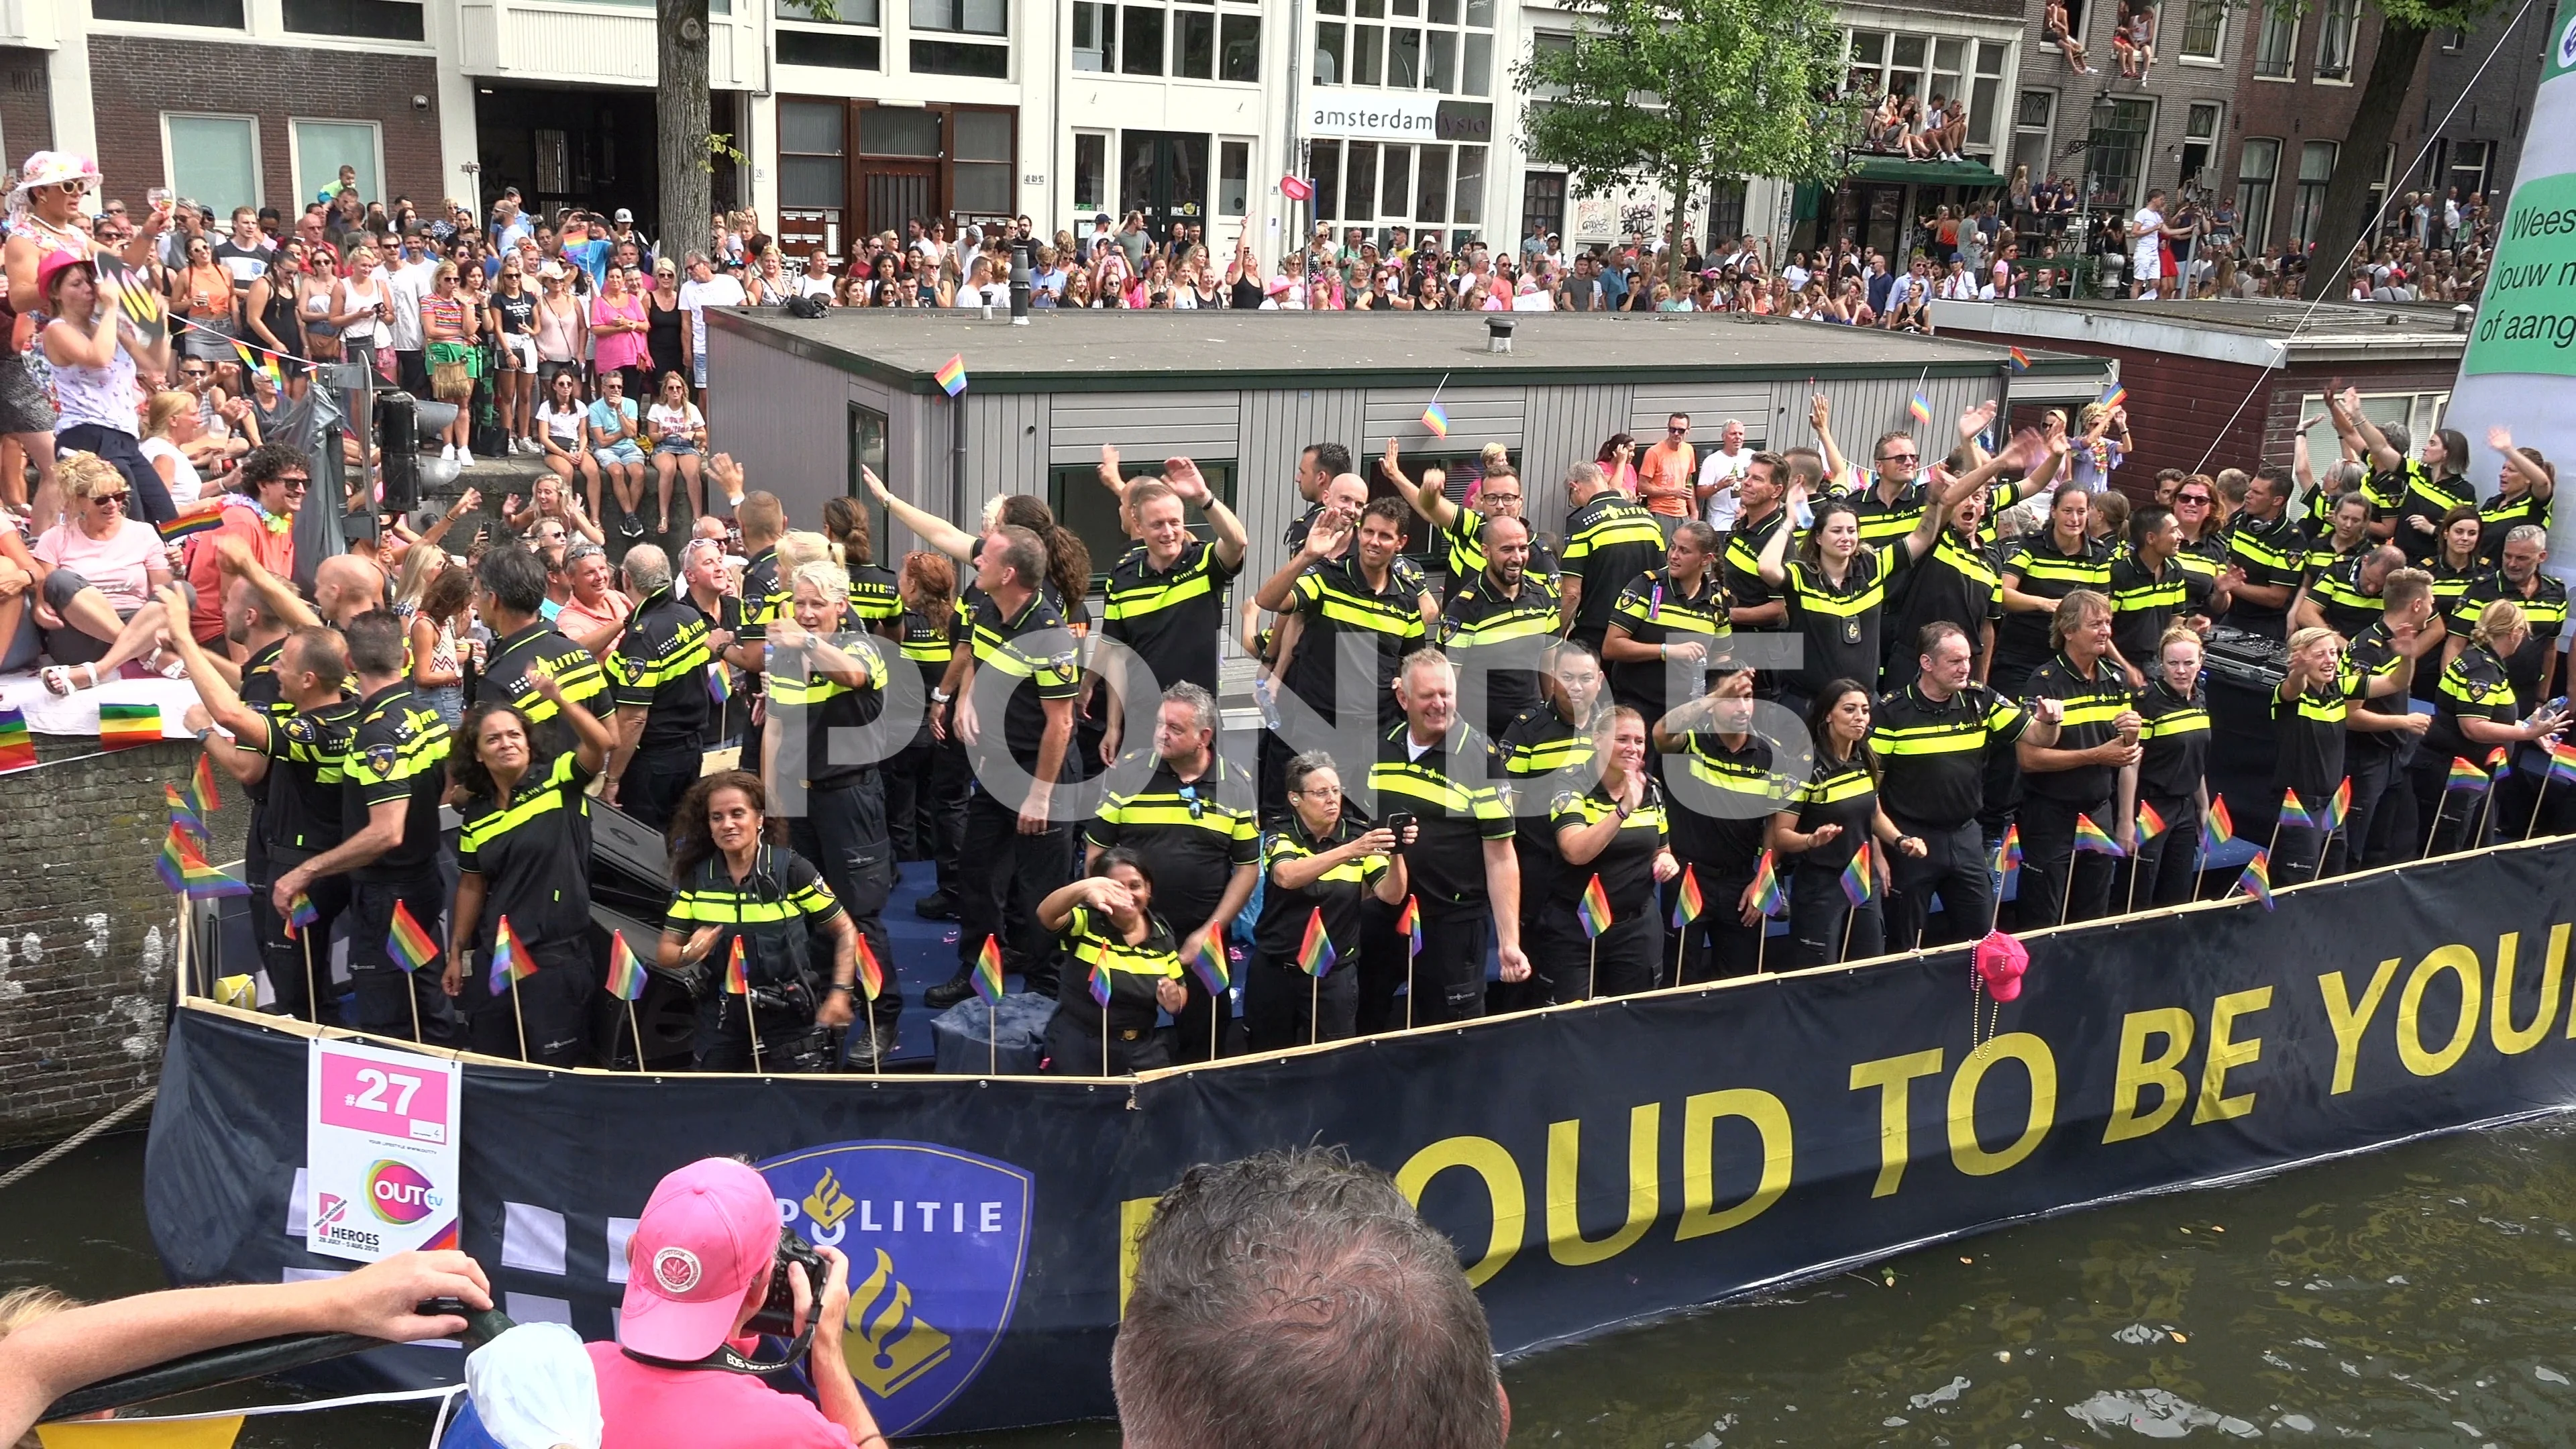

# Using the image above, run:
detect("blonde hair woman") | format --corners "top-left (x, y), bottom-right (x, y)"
top-left (138, 390), bottom-right (205, 508)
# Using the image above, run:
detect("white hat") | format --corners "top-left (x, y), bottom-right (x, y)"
top-left (8, 150), bottom-right (99, 214)
top-left (463, 1323), bottom-right (602, 1449)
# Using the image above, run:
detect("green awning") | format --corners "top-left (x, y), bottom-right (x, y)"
top-left (1847, 155), bottom-right (2008, 187)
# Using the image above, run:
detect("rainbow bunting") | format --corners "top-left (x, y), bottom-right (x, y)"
top-left (855, 932), bottom-right (884, 1002)
top-left (487, 916), bottom-right (537, 994)
top-left (2135, 800), bottom-right (2169, 843)
top-left (934, 354), bottom-right (968, 398)
top-left (1990, 824), bottom-right (2023, 893)
top-left (2008, 346), bottom-right (2032, 371)
top-left (973, 934), bottom-right (1006, 1004)
top-left (2202, 798), bottom-right (2235, 846)
top-left (1087, 962), bottom-right (1113, 1008)
top-left (96, 702), bottom-right (161, 749)
top-left (2319, 776), bottom-right (2353, 834)
top-left (189, 753), bottom-right (221, 816)
top-left (386, 897), bottom-right (437, 964)
top-left (1670, 864), bottom-right (1705, 929)
top-left (2073, 812), bottom-right (2126, 857)
top-left (1397, 895), bottom-right (1423, 958)
top-left (2237, 850), bottom-right (2275, 910)
top-left (1752, 848), bottom-right (1788, 917)
top-left (1189, 934), bottom-right (1231, 996)
top-left (1421, 399), bottom-right (1451, 437)
top-left (606, 930), bottom-right (647, 1002)
top-left (230, 336), bottom-right (284, 390)
top-left (1296, 907), bottom-right (1338, 979)
top-left (0, 707), bottom-right (32, 773)
top-left (2549, 741), bottom-right (2576, 787)
top-left (2447, 755), bottom-right (2493, 793)
top-left (1908, 392), bottom-right (1933, 426)
top-left (284, 891), bottom-right (319, 939)
top-left (724, 936), bottom-right (751, 996)
top-left (2099, 382), bottom-right (2128, 409)
top-left (155, 510), bottom-right (225, 546)
top-left (2276, 788), bottom-right (2314, 835)
top-left (1839, 841), bottom-right (1874, 907)
top-left (1577, 873), bottom-right (1614, 939)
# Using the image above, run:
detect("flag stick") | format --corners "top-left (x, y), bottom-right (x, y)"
top-left (1211, 981), bottom-right (1220, 1061)
top-left (1990, 864), bottom-right (2008, 933)
top-left (2423, 792), bottom-right (2449, 858)
top-left (1405, 949), bottom-right (1416, 1030)
top-left (1309, 969), bottom-right (1320, 1046)
top-left (989, 1004), bottom-right (997, 1078)
top-left (1586, 933), bottom-right (1599, 1001)
top-left (625, 1000), bottom-right (644, 1072)
top-left (1100, 1002), bottom-right (1109, 1079)
top-left (406, 961), bottom-right (423, 1044)
top-left (2125, 851), bottom-right (2140, 918)
top-left (174, 895), bottom-right (192, 1000)
top-left (2059, 851), bottom-right (2077, 928)
top-left (2527, 774), bottom-right (2552, 841)
top-left (746, 990), bottom-right (764, 1075)
top-left (511, 973), bottom-right (528, 1062)
top-left (1840, 906), bottom-right (1857, 964)
top-left (301, 928), bottom-right (321, 1028)
top-left (1672, 923), bottom-right (1687, 989)
top-left (1755, 913), bottom-right (1768, 974)
top-left (2261, 816), bottom-right (2284, 881)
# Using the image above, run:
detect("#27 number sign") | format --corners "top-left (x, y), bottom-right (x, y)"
top-left (305, 1037), bottom-right (463, 1264)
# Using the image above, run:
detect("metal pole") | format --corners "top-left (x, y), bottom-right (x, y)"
top-left (1010, 239), bottom-right (1031, 325)
top-left (950, 391), bottom-right (968, 524)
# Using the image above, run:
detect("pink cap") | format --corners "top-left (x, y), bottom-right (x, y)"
top-left (617, 1159), bottom-right (780, 1360)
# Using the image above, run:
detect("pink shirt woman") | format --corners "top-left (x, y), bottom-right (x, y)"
top-left (590, 274), bottom-right (651, 374)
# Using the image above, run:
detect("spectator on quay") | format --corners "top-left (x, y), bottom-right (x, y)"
top-left (331, 241), bottom-right (390, 380)
top-left (587, 371), bottom-right (648, 532)
top-left (531, 260), bottom-right (586, 398)
top-left (398, 553), bottom-right (472, 730)
top-left (421, 260), bottom-right (477, 465)
top-left (169, 230), bottom-right (237, 364)
top-left (677, 252), bottom-right (747, 409)
top-left (646, 370), bottom-right (708, 534)
top-left (29, 453), bottom-right (184, 694)
top-left (591, 262), bottom-right (653, 402)
top-left (138, 390), bottom-right (207, 509)
top-left (555, 541), bottom-right (634, 658)
top-left (533, 369), bottom-right (606, 523)
top-left (241, 241), bottom-right (309, 397)
top-left (1638, 413), bottom-right (1697, 535)
top-left (645, 258), bottom-right (689, 388)
top-left (41, 250), bottom-right (174, 525)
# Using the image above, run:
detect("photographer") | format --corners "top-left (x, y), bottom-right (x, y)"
top-left (588, 1159), bottom-right (886, 1449)
top-left (659, 770), bottom-right (860, 1072)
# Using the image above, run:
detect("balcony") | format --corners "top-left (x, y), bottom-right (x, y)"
top-left (460, 0), bottom-right (761, 87)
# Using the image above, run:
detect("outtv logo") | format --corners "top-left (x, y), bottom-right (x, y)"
top-left (366, 1159), bottom-right (442, 1224)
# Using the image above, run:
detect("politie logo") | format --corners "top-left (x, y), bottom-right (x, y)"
top-left (366, 1159), bottom-right (444, 1225)
top-left (755, 1141), bottom-right (1033, 1436)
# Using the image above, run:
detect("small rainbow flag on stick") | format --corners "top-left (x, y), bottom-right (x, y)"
top-left (1577, 873), bottom-right (1614, 938)
top-left (2135, 800), bottom-right (2169, 844)
top-left (2203, 797), bottom-right (2235, 845)
top-left (487, 916), bottom-right (536, 993)
top-left (973, 934), bottom-right (1006, 1004)
top-left (855, 932), bottom-right (885, 1003)
top-left (164, 783), bottom-right (207, 844)
top-left (1421, 399), bottom-right (1451, 437)
top-left (1992, 824), bottom-right (2023, 892)
top-left (176, 851), bottom-right (250, 900)
top-left (155, 509), bottom-right (224, 546)
top-left (1670, 864), bottom-right (1705, 930)
top-left (1908, 392), bottom-right (1933, 426)
top-left (606, 930), bottom-right (648, 1002)
top-left (1296, 907), bottom-right (1337, 979)
top-left (706, 663), bottom-right (731, 708)
top-left (2550, 741), bottom-right (2576, 787)
top-left (387, 900), bottom-right (439, 973)
top-left (189, 753), bottom-right (221, 816)
top-left (1189, 934), bottom-right (1231, 996)
top-left (2099, 381), bottom-right (2129, 409)
top-left (96, 702), bottom-right (160, 749)
top-left (2073, 812), bottom-right (2126, 857)
top-left (284, 892), bottom-right (319, 939)
top-left (1752, 848), bottom-right (1788, 917)
top-left (2008, 346), bottom-right (2031, 371)
top-left (724, 936), bottom-right (750, 996)
top-left (156, 826), bottom-right (190, 892)
top-left (1397, 895), bottom-right (1423, 958)
top-left (934, 354), bottom-right (968, 398)
top-left (2320, 777), bottom-right (2353, 834)
top-left (0, 707), bottom-right (32, 773)
top-left (2237, 850), bottom-right (2275, 910)
top-left (1087, 963), bottom-right (1114, 1008)
top-left (1839, 841), bottom-right (1875, 907)
top-left (2276, 788), bottom-right (2314, 834)
top-left (2448, 755), bottom-right (2493, 793)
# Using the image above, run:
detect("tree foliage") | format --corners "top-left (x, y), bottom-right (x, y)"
top-left (1511, 0), bottom-right (1860, 251)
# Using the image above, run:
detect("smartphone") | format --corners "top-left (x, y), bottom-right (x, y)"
top-left (1383, 810), bottom-right (1415, 853)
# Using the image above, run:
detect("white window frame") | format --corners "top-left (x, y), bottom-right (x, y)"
top-left (286, 117), bottom-right (383, 213)
top-left (2313, 0), bottom-right (2359, 83)
top-left (1216, 134), bottom-right (1252, 217)
top-left (2177, 0), bottom-right (2225, 64)
top-left (1311, 0), bottom-right (1497, 97)
top-left (2236, 136), bottom-right (2279, 252)
top-left (2298, 390), bottom-right (2449, 464)
top-left (160, 111), bottom-right (264, 212)
top-left (2251, 0), bottom-right (2297, 80)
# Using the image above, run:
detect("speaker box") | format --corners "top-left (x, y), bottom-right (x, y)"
top-left (374, 391), bottom-right (421, 513)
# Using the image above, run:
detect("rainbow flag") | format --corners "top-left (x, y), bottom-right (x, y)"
top-left (2447, 755), bottom-right (2493, 793)
top-left (177, 854), bottom-right (250, 900)
top-left (973, 934), bottom-right (1005, 1004)
top-left (1189, 934), bottom-right (1231, 996)
top-left (706, 663), bottom-right (731, 708)
top-left (606, 929), bottom-right (647, 1002)
top-left (284, 891), bottom-right (319, 939)
top-left (164, 783), bottom-right (207, 845)
top-left (1087, 962), bottom-right (1113, 1008)
top-left (2074, 812), bottom-right (2126, 857)
top-left (2202, 798), bottom-right (2235, 846)
top-left (2237, 850), bottom-right (2274, 910)
top-left (1990, 825), bottom-right (2023, 893)
top-left (1577, 873), bottom-right (1614, 938)
top-left (1296, 907), bottom-right (1337, 979)
top-left (2277, 788), bottom-right (2314, 834)
top-left (2099, 382), bottom-right (2128, 409)
top-left (1908, 392), bottom-right (1933, 426)
top-left (155, 509), bottom-right (225, 546)
top-left (2549, 741), bottom-right (2576, 787)
top-left (2008, 346), bottom-right (2031, 371)
top-left (1421, 399), bottom-right (1451, 437)
top-left (189, 753), bottom-right (221, 816)
top-left (1752, 848), bottom-right (1788, 917)
top-left (2489, 745), bottom-right (2513, 780)
top-left (2319, 777), bottom-right (2353, 834)
top-left (0, 706), bottom-right (32, 773)
top-left (855, 932), bottom-right (884, 1002)
top-left (1670, 864), bottom-right (1705, 929)
top-left (1839, 841), bottom-right (1874, 907)
top-left (934, 354), bottom-right (968, 398)
top-left (231, 336), bottom-right (283, 389)
top-left (1397, 895), bottom-right (1423, 958)
top-left (487, 916), bottom-right (536, 994)
top-left (388, 901), bottom-right (439, 973)
top-left (96, 702), bottom-right (160, 749)
top-left (156, 826), bottom-right (190, 892)
top-left (2135, 800), bottom-right (2169, 844)
top-left (724, 936), bottom-right (750, 996)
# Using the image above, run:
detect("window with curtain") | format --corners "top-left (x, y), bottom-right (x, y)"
top-left (2289, 139), bottom-right (2336, 247)
top-left (2179, 0), bottom-right (2224, 60)
top-left (2237, 138), bottom-right (2278, 252)
top-left (2253, 1), bottom-right (2297, 77)
top-left (2315, 0), bottom-right (2358, 77)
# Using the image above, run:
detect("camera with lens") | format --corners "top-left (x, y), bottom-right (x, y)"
top-left (745, 1230), bottom-right (828, 1337)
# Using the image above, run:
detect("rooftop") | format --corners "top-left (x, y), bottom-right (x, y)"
top-left (710, 307), bottom-right (2106, 395)
top-left (1932, 297), bottom-right (2469, 366)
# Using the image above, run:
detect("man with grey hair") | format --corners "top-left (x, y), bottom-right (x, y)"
top-left (1113, 1147), bottom-right (1508, 1449)
top-left (1366, 649), bottom-right (1527, 1027)
top-left (1558, 458), bottom-right (1665, 653)
top-left (677, 535), bottom-right (745, 751)
top-left (1085, 680), bottom-right (1258, 1061)
top-left (2448, 523), bottom-right (2566, 712)
top-left (603, 543), bottom-right (712, 833)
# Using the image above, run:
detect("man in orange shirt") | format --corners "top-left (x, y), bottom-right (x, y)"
top-left (184, 443), bottom-right (305, 647)
top-left (1638, 412), bottom-right (1697, 539)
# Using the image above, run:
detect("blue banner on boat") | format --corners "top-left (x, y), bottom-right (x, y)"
top-left (144, 837), bottom-right (2576, 1436)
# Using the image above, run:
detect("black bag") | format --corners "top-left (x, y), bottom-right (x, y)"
top-left (783, 294), bottom-right (828, 319)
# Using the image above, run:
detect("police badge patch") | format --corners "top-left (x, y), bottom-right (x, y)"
top-left (364, 742), bottom-right (400, 776)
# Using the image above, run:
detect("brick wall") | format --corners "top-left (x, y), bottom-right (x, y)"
top-left (0, 45), bottom-right (51, 162)
top-left (86, 34), bottom-right (443, 213)
top-left (0, 737), bottom-right (251, 1146)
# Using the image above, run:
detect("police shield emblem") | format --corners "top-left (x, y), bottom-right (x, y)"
top-left (756, 1140), bottom-right (1033, 1436)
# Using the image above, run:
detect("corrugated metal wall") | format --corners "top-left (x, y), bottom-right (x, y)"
top-left (1051, 391), bottom-right (1239, 465)
top-left (1360, 386), bottom-right (1525, 454)
top-left (1628, 384), bottom-right (1773, 438)
top-left (1519, 384), bottom-right (1633, 529)
top-left (965, 392), bottom-right (1048, 519)
top-left (707, 327), bottom-right (853, 526)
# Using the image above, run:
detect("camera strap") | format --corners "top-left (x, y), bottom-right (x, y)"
top-left (620, 1322), bottom-right (815, 1378)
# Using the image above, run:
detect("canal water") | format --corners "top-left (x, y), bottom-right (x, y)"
top-left (7, 1116), bottom-right (2576, 1446)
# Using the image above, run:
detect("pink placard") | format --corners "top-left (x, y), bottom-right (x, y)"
top-left (316, 1045), bottom-right (453, 1143)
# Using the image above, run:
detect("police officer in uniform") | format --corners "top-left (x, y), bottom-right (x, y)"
top-left (2215, 468), bottom-right (2304, 641)
top-left (678, 537), bottom-right (746, 749)
top-left (1872, 622), bottom-right (2051, 947)
top-left (1544, 706), bottom-right (1676, 999)
top-left (1499, 644), bottom-right (1607, 1008)
top-left (604, 545), bottom-right (712, 831)
top-left (1651, 669), bottom-right (1781, 981)
top-left (271, 610), bottom-right (457, 1042)
top-left (1246, 751), bottom-right (1410, 1049)
top-left (2295, 542), bottom-right (2404, 641)
top-left (1036, 849), bottom-right (1190, 1075)
top-left (474, 545), bottom-right (611, 757)
top-left (1380, 445), bottom-right (1559, 598)
top-left (2337, 568), bottom-right (2437, 868)
top-left (1440, 513), bottom-right (1563, 740)
top-left (1098, 463), bottom-right (1248, 745)
top-left (660, 770), bottom-right (860, 1071)
top-left (2013, 590), bottom-right (2140, 926)
top-left (2118, 625), bottom-right (2212, 908)
top-left (1602, 521), bottom-right (1730, 730)
top-left (729, 488), bottom-right (792, 769)
top-left (2107, 504), bottom-right (2189, 681)
top-left (1559, 461), bottom-right (1667, 653)
top-left (449, 660), bottom-right (617, 1064)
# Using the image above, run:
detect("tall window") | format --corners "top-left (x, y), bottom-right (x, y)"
top-left (1521, 170), bottom-right (1564, 241)
top-left (2237, 138), bottom-right (2279, 251)
top-left (290, 121), bottom-right (381, 207)
top-left (2448, 140), bottom-right (2491, 202)
top-left (847, 402), bottom-right (889, 551)
top-left (910, 0), bottom-right (1007, 76)
top-left (777, 0), bottom-right (880, 70)
top-left (164, 114), bottom-right (260, 215)
top-left (2290, 140), bottom-right (2336, 247)
top-left (2178, 0), bottom-right (2224, 60)
top-left (2010, 89), bottom-right (2053, 188)
top-left (2314, 0), bottom-right (2359, 78)
top-left (1705, 178), bottom-right (1746, 244)
top-left (1845, 31), bottom-right (2015, 156)
top-left (2253, 1), bottom-right (2297, 78)
top-left (1218, 139), bottom-right (1250, 216)
top-left (1309, 140), bottom-right (1487, 249)
top-left (1073, 133), bottom-right (1108, 211)
top-left (2180, 103), bottom-right (2220, 193)
top-left (953, 110), bottom-right (1014, 217)
top-left (1313, 0), bottom-right (1495, 95)
top-left (1075, 0), bottom-right (1257, 78)
top-left (2086, 97), bottom-right (2153, 211)
top-left (778, 99), bottom-right (847, 254)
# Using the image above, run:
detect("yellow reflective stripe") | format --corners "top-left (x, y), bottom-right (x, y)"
top-left (1372, 762), bottom-right (1507, 819)
top-left (2141, 708), bottom-right (2209, 739)
top-left (1507, 739), bottom-right (1593, 774)
top-left (1104, 568), bottom-right (1218, 619)
top-left (669, 893), bottom-right (806, 924)
top-left (1796, 770), bottom-right (1875, 806)
top-left (1933, 537), bottom-right (1995, 586)
top-left (1869, 728), bottom-right (1988, 757)
top-left (1448, 606), bottom-right (1562, 645)
top-left (1686, 759), bottom-right (1782, 795)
